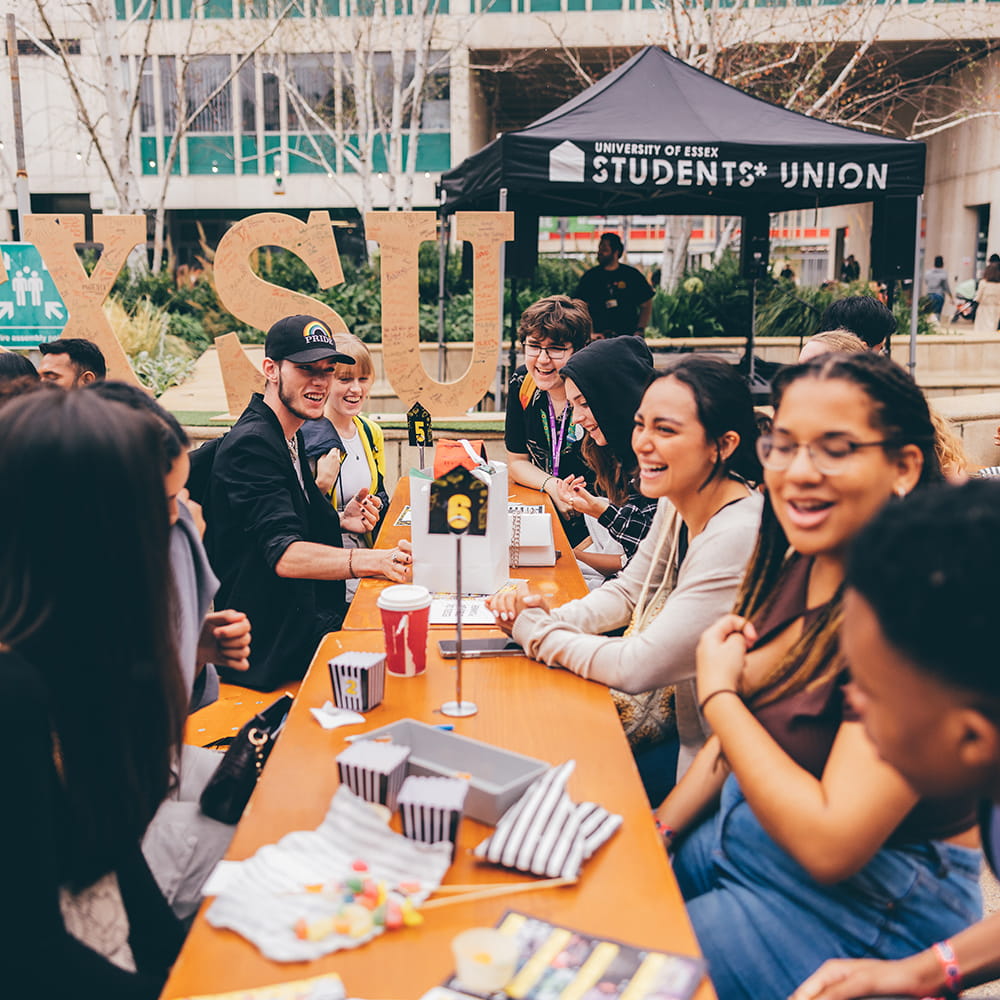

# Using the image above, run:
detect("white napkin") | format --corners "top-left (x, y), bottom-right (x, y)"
top-left (309, 702), bottom-right (365, 730)
top-left (205, 786), bottom-right (452, 962)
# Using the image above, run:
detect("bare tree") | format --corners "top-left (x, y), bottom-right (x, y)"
top-left (21, 0), bottom-right (155, 219)
top-left (18, 0), bottom-right (293, 270)
top-left (274, 0), bottom-right (460, 218)
top-left (484, 6), bottom-right (998, 289)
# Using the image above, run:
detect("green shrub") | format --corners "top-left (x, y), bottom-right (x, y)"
top-left (649, 287), bottom-right (723, 338)
top-left (167, 312), bottom-right (211, 352)
top-left (755, 283), bottom-right (838, 339)
top-left (133, 348), bottom-right (196, 396)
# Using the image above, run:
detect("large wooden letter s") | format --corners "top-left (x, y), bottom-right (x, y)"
top-left (213, 211), bottom-right (348, 335)
top-left (366, 211), bottom-right (513, 417)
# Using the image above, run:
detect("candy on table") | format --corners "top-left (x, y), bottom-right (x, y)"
top-left (292, 867), bottom-right (429, 942)
top-left (400, 897), bottom-right (424, 927)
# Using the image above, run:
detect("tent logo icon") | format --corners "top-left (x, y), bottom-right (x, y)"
top-left (549, 141), bottom-right (585, 184)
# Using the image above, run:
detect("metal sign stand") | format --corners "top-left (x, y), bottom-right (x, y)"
top-left (440, 531), bottom-right (478, 718)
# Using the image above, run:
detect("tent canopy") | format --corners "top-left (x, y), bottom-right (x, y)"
top-left (440, 47), bottom-right (925, 217)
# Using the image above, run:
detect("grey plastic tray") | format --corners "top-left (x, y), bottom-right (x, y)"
top-left (354, 718), bottom-right (548, 825)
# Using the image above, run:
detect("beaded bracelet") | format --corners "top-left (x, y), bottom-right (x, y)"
top-left (541, 475), bottom-right (554, 494)
top-left (698, 688), bottom-right (740, 714)
top-left (932, 940), bottom-right (961, 996)
top-left (652, 815), bottom-right (675, 843)
top-left (348, 548), bottom-right (356, 579)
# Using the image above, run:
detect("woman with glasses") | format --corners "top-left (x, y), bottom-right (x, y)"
top-left (659, 352), bottom-right (981, 1000)
top-left (505, 295), bottom-right (594, 544)
top-left (491, 356), bottom-right (763, 803)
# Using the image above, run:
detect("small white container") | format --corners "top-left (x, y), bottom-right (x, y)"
top-left (451, 927), bottom-right (519, 993)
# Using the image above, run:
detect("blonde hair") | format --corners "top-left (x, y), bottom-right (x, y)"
top-left (799, 329), bottom-right (867, 362)
top-left (929, 407), bottom-right (974, 480)
top-left (331, 332), bottom-right (375, 381)
top-left (323, 333), bottom-right (376, 425)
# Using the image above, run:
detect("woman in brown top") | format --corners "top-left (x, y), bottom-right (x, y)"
top-left (656, 353), bottom-right (981, 1000)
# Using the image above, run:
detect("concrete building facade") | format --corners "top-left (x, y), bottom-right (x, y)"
top-left (2, 0), bottom-right (998, 284)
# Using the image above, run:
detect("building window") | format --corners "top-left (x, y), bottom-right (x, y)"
top-left (161, 56), bottom-right (178, 132)
top-left (139, 59), bottom-right (157, 132)
top-left (287, 53), bottom-right (337, 132)
top-left (185, 55), bottom-right (233, 132)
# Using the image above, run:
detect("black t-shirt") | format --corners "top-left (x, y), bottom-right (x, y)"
top-left (504, 366), bottom-right (593, 545)
top-left (504, 365), bottom-right (590, 483)
top-left (575, 263), bottom-right (654, 337)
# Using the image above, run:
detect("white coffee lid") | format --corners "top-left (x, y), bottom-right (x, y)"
top-left (376, 584), bottom-right (432, 612)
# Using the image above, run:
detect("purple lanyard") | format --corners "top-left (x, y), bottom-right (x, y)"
top-left (546, 396), bottom-right (570, 477)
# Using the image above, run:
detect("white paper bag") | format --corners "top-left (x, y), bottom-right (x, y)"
top-left (410, 461), bottom-right (510, 595)
top-left (509, 511), bottom-right (556, 567)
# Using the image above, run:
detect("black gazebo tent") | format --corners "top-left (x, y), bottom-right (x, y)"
top-left (439, 46), bottom-right (926, 394)
top-left (440, 46), bottom-right (925, 217)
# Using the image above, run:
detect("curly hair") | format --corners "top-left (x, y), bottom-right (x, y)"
top-left (736, 351), bottom-right (942, 709)
top-left (848, 480), bottom-right (1000, 702)
top-left (517, 295), bottom-right (593, 352)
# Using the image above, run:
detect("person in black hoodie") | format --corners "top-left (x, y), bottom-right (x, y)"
top-left (555, 336), bottom-right (659, 578)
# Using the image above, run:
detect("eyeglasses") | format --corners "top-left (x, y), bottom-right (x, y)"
top-left (524, 342), bottom-right (570, 361)
top-left (756, 432), bottom-right (896, 475)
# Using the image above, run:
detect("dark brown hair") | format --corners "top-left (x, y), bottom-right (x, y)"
top-left (0, 390), bottom-right (186, 887)
top-left (517, 295), bottom-right (592, 352)
top-left (737, 351), bottom-right (942, 709)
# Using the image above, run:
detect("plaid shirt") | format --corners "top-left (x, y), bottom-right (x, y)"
top-left (598, 492), bottom-right (658, 558)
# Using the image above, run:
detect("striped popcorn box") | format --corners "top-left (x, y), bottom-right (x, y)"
top-left (328, 651), bottom-right (387, 712)
top-left (397, 775), bottom-right (469, 857)
top-left (336, 742), bottom-right (411, 812)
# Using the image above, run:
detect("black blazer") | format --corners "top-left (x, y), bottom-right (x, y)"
top-left (204, 394), bottom-right (346, 690)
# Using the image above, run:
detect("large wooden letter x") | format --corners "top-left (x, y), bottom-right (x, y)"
top-left (25, 214), bottom-right (145, 384)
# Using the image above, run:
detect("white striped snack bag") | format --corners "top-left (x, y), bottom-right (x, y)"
top-left (336, 742), bottom-right (411, 812)
top-left (328, 651), bottom-right (387, 711)
top-left (397, 775), bottom-right (469, 857)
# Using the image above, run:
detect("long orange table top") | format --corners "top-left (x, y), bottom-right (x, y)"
top-left (162, 631), bottom-right (713, 999)
top-left (161, 476), bottom-right (713, 1000)
top-left (343, 478), bottom-right (591, 630)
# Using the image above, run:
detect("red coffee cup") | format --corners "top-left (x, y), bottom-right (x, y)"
top-left (376, 584), bottom-right (432, 676)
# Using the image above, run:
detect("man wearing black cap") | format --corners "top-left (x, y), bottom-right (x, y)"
top-left (205, 315), bottom-right (412, 690)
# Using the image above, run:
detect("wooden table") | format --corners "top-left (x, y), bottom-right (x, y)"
top-left (343, 478), bottom-right (591, 631)
top-left (161, 481), bottom-right (713, 1000)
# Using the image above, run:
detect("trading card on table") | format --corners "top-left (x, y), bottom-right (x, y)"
top-left (441, 912), bottom-right (705, 1000)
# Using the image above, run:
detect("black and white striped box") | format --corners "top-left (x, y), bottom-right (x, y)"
top-left (336, 742), bottom-right (411, 811)
top-left (328, 651), bottom-right (387, 712)
top-left (397, 775), bottom-right (469, 856)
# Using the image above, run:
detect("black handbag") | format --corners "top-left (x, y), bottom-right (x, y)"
top-left (199, 692), bottom-right (294, 824)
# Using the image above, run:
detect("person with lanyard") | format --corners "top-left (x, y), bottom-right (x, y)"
top-left (660, 352), bottom-right (980, 1000)
top-left (301, 332), bottom-right (390, 603)
top-left (574, 232), bottom-right (654, 339)
top-left (504, 295), bottom-right (594, 546)
top-left (491, 355), bottom-right (763, 804)
top-left (792, 479), bottom-right (1000, 1000)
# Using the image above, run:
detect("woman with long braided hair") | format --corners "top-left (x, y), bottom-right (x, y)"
top-left (659, 352), bottom-right (982, 999)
